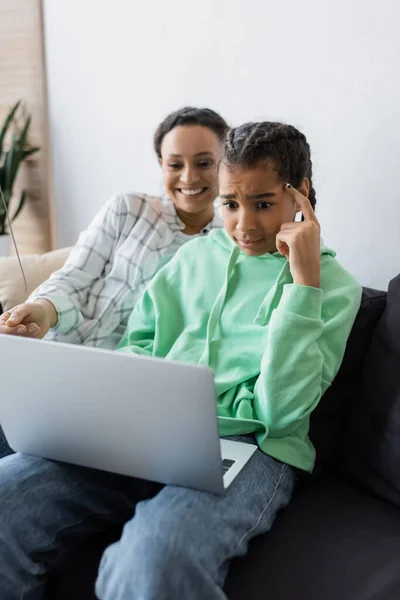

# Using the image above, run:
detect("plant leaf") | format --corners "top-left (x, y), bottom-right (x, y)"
top-left (3, 130), bottom-right (19, 193)
top-left (11, 189), bottom-right (26, 223)
top-left (17, 116), bottom-right (32, 154)
top-left (8, 126), bottom-right (26, 193)
top-left (0, 189), bottom-right (11, 234)
top-left (3, 132), bottom-right (16, 191)
top-left (22, 146), bottom-right (40, 159)
top-left (0, 104), bottom-right (39, 232)
top-left (0, 160), bottom-right (5, 189)
top-left (9, 117), bottom-right (32, 186)
top-left (0, 101), bottom-right (21, 159)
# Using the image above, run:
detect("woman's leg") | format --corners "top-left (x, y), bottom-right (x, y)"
top-left (0, 453), bottom-right (161, 600)
top-left (96, 445), bottom-right (296, 600)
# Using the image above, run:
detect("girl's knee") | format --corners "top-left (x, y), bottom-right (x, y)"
top-left (96, 534), bottom-right (174, 600)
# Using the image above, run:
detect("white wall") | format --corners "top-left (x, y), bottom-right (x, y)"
top-left (43, 0), bottom-right (400, 290)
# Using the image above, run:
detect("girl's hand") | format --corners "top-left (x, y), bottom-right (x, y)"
top-left (0, 300), bottom-right (56, 339)
top-left (276, 185), bottom-right (321, 288)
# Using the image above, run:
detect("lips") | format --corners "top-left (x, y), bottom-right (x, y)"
top-left (236, 237), bottom-right (264, 248)
top-left (177, 187), bottom-right (209, 197)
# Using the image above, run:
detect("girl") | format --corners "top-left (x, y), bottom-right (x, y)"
top-left (0, 121), bottom-right (361, 600)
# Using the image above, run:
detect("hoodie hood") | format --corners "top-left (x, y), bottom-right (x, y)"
top-left (198, 229), bottom-right (336, 366)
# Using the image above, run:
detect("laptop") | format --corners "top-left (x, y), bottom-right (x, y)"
top-left (0, 336), bottom-right (257, 494)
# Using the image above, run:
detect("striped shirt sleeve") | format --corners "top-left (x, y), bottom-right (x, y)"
top-left (29, 193), bottom-right (142, 335)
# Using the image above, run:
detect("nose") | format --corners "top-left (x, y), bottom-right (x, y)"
top-left (236, 209), bottom-right (256, 235)
top-left (179, 165), bottom-right (196, 184)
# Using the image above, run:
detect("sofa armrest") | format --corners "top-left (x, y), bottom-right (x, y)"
top-left (0, 247), bottom-right (71, 312)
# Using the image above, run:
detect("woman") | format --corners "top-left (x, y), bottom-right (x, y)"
top-left (0, 106), bottom-right (229, 349)
top-left (0, 106), bottom-right (228, 458)
top-left (0, 121), bottom-right (361, 599)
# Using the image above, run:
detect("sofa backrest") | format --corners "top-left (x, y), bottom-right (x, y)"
top-left (0, 247), bottom-right (71, 313)
top-left (340, 273), bottom-right (400, 507)
top-left (309, 286), bottom-right (387, 476)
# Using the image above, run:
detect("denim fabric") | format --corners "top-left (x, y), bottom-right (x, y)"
top-left (0, 438), bottom-right (295, 600)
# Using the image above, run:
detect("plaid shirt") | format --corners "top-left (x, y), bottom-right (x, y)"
top-left (30, 193), bottom-right (223, 349)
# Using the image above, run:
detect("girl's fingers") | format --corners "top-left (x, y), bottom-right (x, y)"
top-left (279, 222), bottom-right (300, 231)
top-left (285, 184), bottom-right (318, 223)
top-left (276, 232), bottom-right (290, 257)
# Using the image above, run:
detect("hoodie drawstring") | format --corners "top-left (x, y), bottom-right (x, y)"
top-left (198, 245), bottom-right (241, 367)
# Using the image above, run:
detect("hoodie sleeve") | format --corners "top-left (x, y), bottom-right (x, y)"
top-left (253, 261), bottom-right (362, 438)
top-left (116, 289), bottom-right (156, 356)
top-left (115, 243), bottom-right (195, 357)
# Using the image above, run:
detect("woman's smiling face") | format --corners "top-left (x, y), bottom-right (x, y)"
top-left (160, 125), bottom-right (221, 216)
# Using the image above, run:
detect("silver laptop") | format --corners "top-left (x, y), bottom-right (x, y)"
top-left (0, 336), bottom-right (257, 494)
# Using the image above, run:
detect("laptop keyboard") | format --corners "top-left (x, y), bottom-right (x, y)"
top-left (221, 458), bottom-right (236, 475)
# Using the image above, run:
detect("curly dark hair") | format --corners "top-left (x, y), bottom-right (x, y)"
top-left (154, 107), bottom-right (229, 159)
top-left (223, 121), bottom-right (317, 213)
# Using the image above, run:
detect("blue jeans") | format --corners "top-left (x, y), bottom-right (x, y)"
top-left (0, 437), bottom-right (295, 600)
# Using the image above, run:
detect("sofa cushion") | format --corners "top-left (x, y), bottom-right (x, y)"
top-left (225, 475), bottom-right (400, 600)
top-left (0, 426), bottom-right (13, 458)
top-left (0, 247), bottom-right (70, 312)
top-left (340, 273), bottom-right (400, 506)
top-left (308, 287), bottom-right (386, 475)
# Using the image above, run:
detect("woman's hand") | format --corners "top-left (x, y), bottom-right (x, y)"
top-left (0, 300), bottom-right (57, 339)
top-left (276, 185), bottom-right (321, 288)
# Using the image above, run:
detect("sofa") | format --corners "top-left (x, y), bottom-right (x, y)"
top-left (0, 250), bottom-right (399, 600)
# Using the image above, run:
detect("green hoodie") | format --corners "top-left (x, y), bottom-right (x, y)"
top-left (117, 229), bottom-right (361, 472)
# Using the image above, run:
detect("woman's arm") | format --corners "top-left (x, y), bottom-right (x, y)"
top-left (28, 193), bottom-right (141, 336)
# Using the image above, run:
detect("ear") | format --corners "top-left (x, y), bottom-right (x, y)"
top-left (298, 177), bottom-right (310, 198)
top-left (158, 157), bottom-right (163, 167)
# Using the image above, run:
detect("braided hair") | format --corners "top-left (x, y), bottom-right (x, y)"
top-left (223, 122), bottom-right (317, 214)
top-left (154, 107), bottom-right (229, 158)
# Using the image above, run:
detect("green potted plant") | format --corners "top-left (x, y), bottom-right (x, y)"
top-left (0, 101), bottom-right (40, 256)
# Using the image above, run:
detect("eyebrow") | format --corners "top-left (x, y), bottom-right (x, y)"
top-left (167, 152), bottom-right (215, 158)
top-left (220, 192), bottom-right (277, 200)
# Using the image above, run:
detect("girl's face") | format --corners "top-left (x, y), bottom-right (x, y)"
top-left (160, 125), bottom-right (221, 216)
top-left (219, 160), bottom-right (309, 256)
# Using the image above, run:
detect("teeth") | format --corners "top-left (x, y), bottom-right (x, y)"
top-left (180, 188), bottom-right (205, 196)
